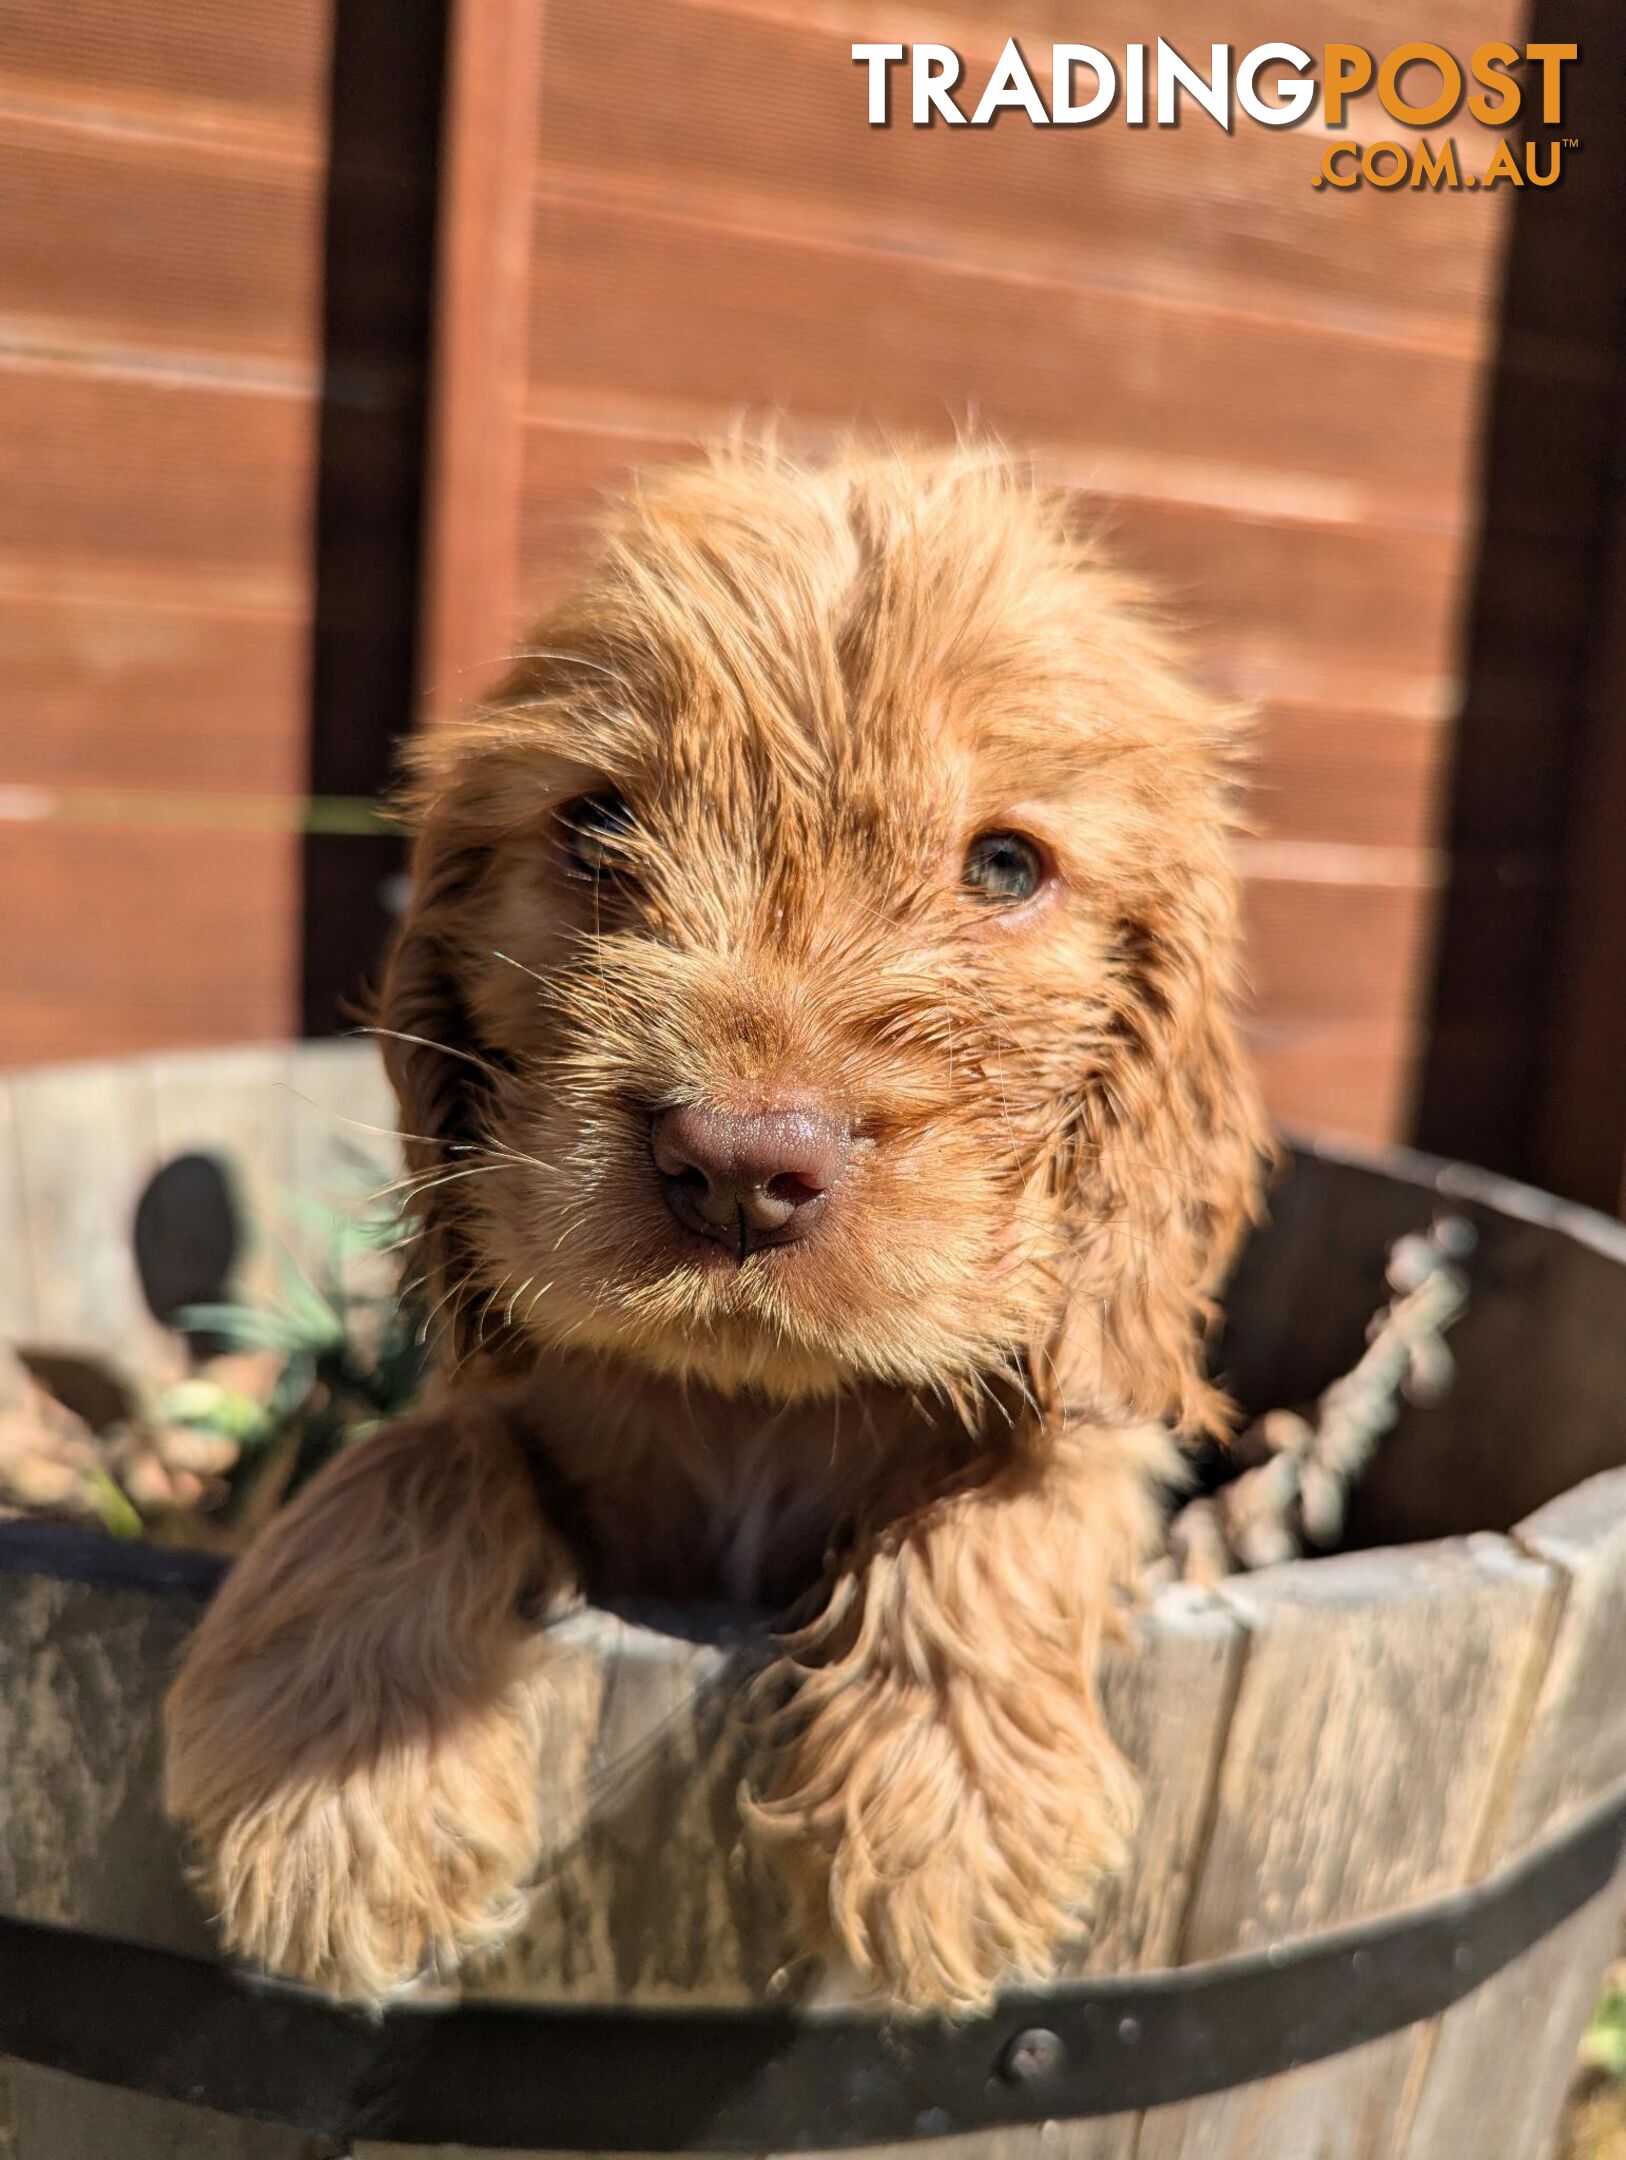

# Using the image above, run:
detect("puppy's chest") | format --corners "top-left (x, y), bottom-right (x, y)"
top-left (561, 1399), bottom-right (962, 1609)
top-left (585, 1438), bottom-right (853, 1606)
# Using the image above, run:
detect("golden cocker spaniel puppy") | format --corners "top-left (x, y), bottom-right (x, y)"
top-left (166, 444), bottom-right (1266, 2012)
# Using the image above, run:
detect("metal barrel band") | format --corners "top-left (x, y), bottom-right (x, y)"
top-left (3, 1772), bottom-right (1625, 2152)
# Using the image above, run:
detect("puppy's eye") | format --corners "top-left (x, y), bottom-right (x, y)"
top-left (962, 830), bottom-right (1047, 904)
top-left (558, 790), bottom-right (635, 880)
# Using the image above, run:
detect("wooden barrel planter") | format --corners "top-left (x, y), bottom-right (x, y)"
top-left (2, 1043), bottom-right (1625, 2160)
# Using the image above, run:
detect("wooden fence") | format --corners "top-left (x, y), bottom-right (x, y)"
top-left (1, 1), bottom-right (1623, 1200)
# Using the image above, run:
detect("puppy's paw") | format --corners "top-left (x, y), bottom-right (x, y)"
top-left (758, 1675), bottom-right (1137, 2015)
top-left (179, 1692), bottom-right (545, 2001)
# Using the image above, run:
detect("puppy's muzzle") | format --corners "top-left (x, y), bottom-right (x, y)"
top-left (650, 1104), bottom-right (849, 1261)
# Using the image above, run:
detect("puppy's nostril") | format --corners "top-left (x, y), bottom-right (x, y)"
top-left (649, 1103), bottom-right (850, 1258)
top-left (766, 1172), bottom-right (821, 1206)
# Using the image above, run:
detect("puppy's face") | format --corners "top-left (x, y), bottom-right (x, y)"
top-left (385, 450), bottom-right (1263, 1423)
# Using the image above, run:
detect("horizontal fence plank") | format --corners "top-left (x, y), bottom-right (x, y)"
top-left (0, 117), bottom-right (321, 364)
top-left (0, 365), bottom-right (315, 586)
top-left (828, 0), bottom-right (1525, 51)
top-left (1243, 878), bottom-right (1432, 1027)
top-left (0, 824), bottom-right (297, 1068)
top-left (1248, 1025), bottom-right (1415, 1144)
top-left (536, 0), bottom-right (1513, 339)
top-left (1247, 706), bottom-right (1448, 855)
top-left (0, 1), bottom-right (329, 132)
top-left (1107, 497), bottom-right (1475, 691)
top-left (524, 198), bottom-right (1488, 511)
top-left (0, 591), bottom-right (307, 794)
top-left (513, 416), bottom-right (1479, 693)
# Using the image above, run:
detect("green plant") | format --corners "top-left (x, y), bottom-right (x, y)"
top-left (0, 1154), bottom-right (426, 1546)
top-left (157, 1163), bottom-right (426, 1533)
top-left (1582, 1972), bottom-right (1626, 2084)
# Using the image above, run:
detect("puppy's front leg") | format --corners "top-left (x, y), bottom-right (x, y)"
top-left (165, 1404), bottom-right (575, 2000)
top-left (757, 1424), bottom-right (1171, 2013)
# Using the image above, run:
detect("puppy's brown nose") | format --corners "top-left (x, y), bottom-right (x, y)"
top-left (651, 1104), bottom-right (848, 1258)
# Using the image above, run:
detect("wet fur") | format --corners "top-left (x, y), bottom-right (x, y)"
top-left (166, 443), bottom-right (1267, 2010)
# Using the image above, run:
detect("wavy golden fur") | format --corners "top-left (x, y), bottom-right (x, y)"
top-left (166, 442), bottom-right (1268, 2011)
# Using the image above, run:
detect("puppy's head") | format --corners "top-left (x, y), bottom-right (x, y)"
top-left (382, 445), bottom-right (1265, 1430)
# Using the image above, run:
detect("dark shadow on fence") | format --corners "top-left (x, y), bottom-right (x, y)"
top-left (299, 0), bottom-right (449, 1036)
top-left (1413, 4), bottom-right (1626, 1206)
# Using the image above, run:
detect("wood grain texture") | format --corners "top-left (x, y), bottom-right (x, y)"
top-left (0, 374), bottom-right (310, 1058)
top-left (284, 1036), bottom-right (399, 1183)
top-left (7, 1057), bottom-right (165, 1362)
top-left (0, 587), bottom-right (307, 795)
top-left (534, 0), bottom-right (1514, 339)
top-left (1247, 707), bottom-right (1449, 856)
top-left (0, 116), bottom-right (322, 364)
top-left (511, 414), bottom-right (1476, 697)
top-left (0, 1082), bottom-right (35, 1344)
top-left (1503, 1469), bottom-right (1626, 1844)
top-left (1133, 1536), bottom-right (1559, 2160)
top-left (4, 2060), bottom-right (336, 2160)
top-left (0, 0), bottom-right (329, 131)
top-left (1081, 1588), bottom-right (1245, 1978)
top-left (1399, 1468), bottom-right (1626, 2160)
top-left (0, 365), bottom-right (313, 586)
top-left (1027, 1588), bottom-right (1246, 2160)
top-left (149, 1045), bottom-right (303, 1311)
top-left (3, 1109), bottom-right (1626, 2154)
top-left (477, 1605), bottom-right (792, 2009)
top-left (0, 1549), bottom-right (1241, 2025)
top-left (418, 0), bottom-right (546, 719)
top-left (524, 199), bottom-right (1487, 509)
top-left (0, 0), bottom-right (341, 1068)
top-left (0, 1565), bottom-right (212, 1954)
top-left (5, 1520), bottom-right (1617, 2160)
top-left (0, 824), bottom-right (298, 1068)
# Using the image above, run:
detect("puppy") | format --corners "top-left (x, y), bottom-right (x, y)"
top-left (165, 444), bottom-right (1266, 2012)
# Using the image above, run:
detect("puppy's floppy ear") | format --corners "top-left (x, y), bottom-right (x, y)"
top-left (374, 730), bottom-right (516, 1376)
top-left (1063, 848), bottom-right (1270, 1441)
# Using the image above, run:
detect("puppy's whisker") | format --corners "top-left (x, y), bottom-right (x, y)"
top-left (505, 1274), bottom-right (539, 1327)
top-left (492, 950), bottom-right (551, 989)
top-left (280, 1086), bottom-right (449, 1155)
top-left (523, 1279), bottom-right (556, 1326)
top-left (417, 1270), bottom-right (473, 1347)
top-left (395, 1163), bottom-right (530, 1205)
top-left (368, 1154), bottom-right (512, 1204)
top-left (353, 1025), bottom-right (505, 1080)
